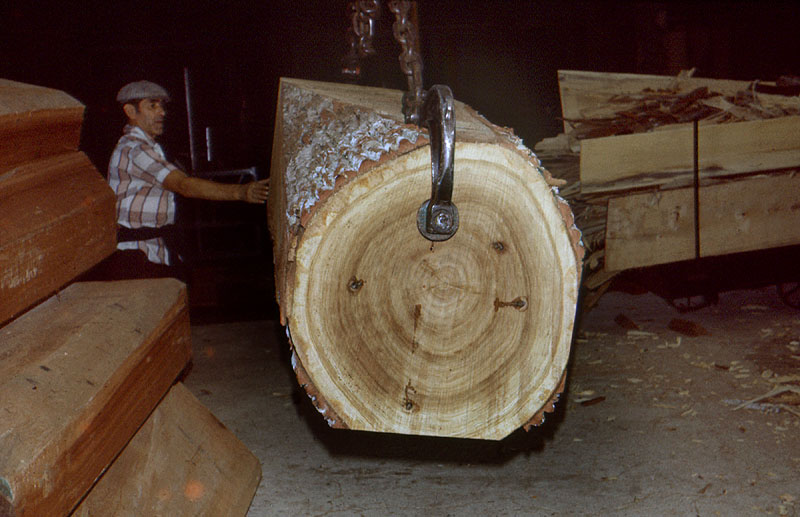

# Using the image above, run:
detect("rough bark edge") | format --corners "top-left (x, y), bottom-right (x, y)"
top-left (280, 82), bottom-right (425, 228)
top-left (286, 326), bottom-right (348, 430)
top-left (523, 370), bottom-right (567, 430)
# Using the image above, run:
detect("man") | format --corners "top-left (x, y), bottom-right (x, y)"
top-left (107, 80), bottom-right (269, 275)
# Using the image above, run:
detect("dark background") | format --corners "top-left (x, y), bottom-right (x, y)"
top-left (2, 1), bottom-right (799, 317)
top-left (3, 1), bottom-right (799, 173)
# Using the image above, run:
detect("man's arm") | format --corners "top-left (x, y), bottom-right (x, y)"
top-left (162, 169), bottom-right (269, 204)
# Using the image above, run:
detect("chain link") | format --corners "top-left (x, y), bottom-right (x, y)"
top-left (342, 1), bottom-right (381, 77)
top-left (341, 1), bottom-right (426, 124)
top-left (388, 0), bottom-right (425, 124)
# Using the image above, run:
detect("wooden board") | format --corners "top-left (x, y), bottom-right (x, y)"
top-left (0, 279), bottom-right (191, 517)
top-left (73, 383), bottom-right (261, 517)
top-left (605, 172), bottom-right (800, 271)
top-left (557, 69), bottom-right (799, 134)
top-left (0, 79), bottom-right (84, 173)
top-left (0, 151), bottom-right (116, 325)
top-left (579, 115), bottom-right (800, 192)
top-left (269, 78), bottom-right (583, 440)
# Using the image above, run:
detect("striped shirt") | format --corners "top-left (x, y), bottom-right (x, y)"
top-left (108, 125), bottom-right (179, 265)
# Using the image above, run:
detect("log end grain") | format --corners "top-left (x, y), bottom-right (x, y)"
top-left (287, 144), bottom-right (581, 439)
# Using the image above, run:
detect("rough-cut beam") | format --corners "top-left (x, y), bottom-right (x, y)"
top-left (605, 171), bottom-right (800, 271)
top-left (0, 279), bottom-right (191, 517)
top-left (579, 115), bottom-right (800, 193)
top-left (73, 383), bottom-right (261, 517)
top-left (268, 78), bottom-right (583, 440)
top-left (0, 151), bottom-right (116, 325)
top-left (0, 79), bottom-right (84, 174)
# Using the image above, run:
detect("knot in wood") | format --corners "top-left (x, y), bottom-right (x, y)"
top-left (347, 276), bottom-right (364, 293)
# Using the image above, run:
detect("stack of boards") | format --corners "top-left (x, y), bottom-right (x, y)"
top-left (0, 79), bottom-right (260, 516)
top-left (534, 70), bottom-right (800, 303)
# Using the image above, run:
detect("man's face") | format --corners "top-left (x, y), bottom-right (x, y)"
top-left (126, 98), bottom-right (167, 138)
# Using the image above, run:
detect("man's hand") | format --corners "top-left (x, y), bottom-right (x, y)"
top-left (163, 170), bottom-right (270, 204)
top-left (242, 179), bottom-right (270, 204)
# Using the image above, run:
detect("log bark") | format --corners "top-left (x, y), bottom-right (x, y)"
top-left (0, 279), bottom-right (190, 517)
top-left (0, 151), bottom-right (117, 325)
top-left (0, 79), bottom-right (84, 174)
top-left (73, 383), bottom-right (261, 517)
top-left (268, 78), bottom-right (583, 440)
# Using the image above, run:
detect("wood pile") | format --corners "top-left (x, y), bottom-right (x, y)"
top-left (269, 78), bottom-right (583, 440)
top-left (0, 80), bottom-right (116, 324)
top-left (535, 70), bottom-right (800, 305)
top-left (0, 79), bottom-right (260, 516)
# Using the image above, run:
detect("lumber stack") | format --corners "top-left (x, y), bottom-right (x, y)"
top-left (0, 79), bottom-right (116, 324)
top-left (269, 78), bottom-right (583, 440)
top-left (535, 70), bottom-right (800, 304)
top-left (0, 280), bottom-right (191, 515)
top-left (0, 79), bottom-right (260, 516)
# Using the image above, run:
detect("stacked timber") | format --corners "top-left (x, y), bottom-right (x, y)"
top-left (535, 70), bottom-right (800, 305)
top-left (0, 280), bottom-right (191, 515)
top-left (0, 79), bottom-right (260, 516)
top-left (0, 79), bottom-right (116, 324)
top-left (269, 78), bottom-right (583, 440)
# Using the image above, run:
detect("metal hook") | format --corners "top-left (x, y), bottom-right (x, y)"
top-left (417, 85), bottom-right (458, 241)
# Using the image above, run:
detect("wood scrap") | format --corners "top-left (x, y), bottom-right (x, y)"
top-left (732, 385), bottom-right (800, 417)
top-left (564, 86), bottom-right (800, 140)
top-left (668, 319), bottom-right (710, 337)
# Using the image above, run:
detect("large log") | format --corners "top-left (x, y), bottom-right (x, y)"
top-left (0, 79), bottom-right (84, 174)
top-left (74, 383), bottom-right (261, 517)
top-left (0, 151), bottom-right (116, 325)
top-left (268, 78), bottom-right (583, 440)
top-left (0, 279), bottom-right (191, 517)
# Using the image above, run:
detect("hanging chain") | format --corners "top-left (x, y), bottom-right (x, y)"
top-left (339, 1), bottom-right (457, 241)
top-left (342, 1), bottom-right (381, 77)
top-left (342, 1), bottom-right (425, 123)
top-left (387, 0), bottom-right (425, 124)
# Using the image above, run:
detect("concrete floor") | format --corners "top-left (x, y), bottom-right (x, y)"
top-left (183, 285), bottom-right (800, 516)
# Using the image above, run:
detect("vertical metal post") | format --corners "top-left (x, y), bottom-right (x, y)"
top-left (693, 119), bottom-right (700, 259)
top-left (183, 67), bottom-right (200, 173)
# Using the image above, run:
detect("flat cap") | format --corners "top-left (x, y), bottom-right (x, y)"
top-left (116, 80), bottom-right (170, 103)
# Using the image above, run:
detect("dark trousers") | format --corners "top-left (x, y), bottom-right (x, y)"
top-left (83, 224), bottom-right (189, 282)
